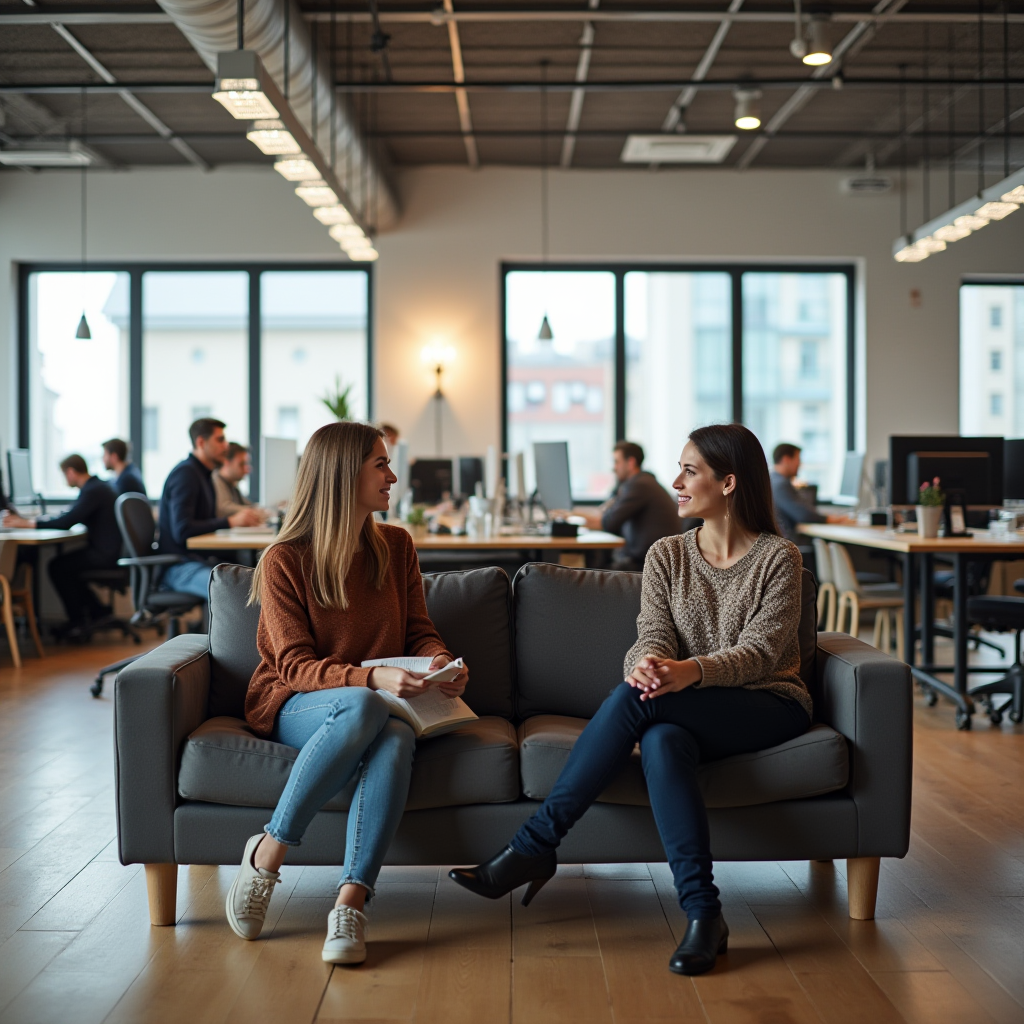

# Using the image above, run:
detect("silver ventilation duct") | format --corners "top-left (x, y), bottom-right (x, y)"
top-left (156, 0), bottom-right (398, 230)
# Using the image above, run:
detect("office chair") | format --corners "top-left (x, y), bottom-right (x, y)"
top-left (89, 493), bottom-right (207, 697)
top-left (71, 566), bottom-right (142, 644)
top-left (915, 558), bottom-right (1005, 659)
top-left (811, 538), bottom-right (837, 631)
top-left (964, 591), bottom-right (1024, 725)
top-left (0, 541), bottom-right (44, 667)
top-left (830, 542), bottom-right (905, 659)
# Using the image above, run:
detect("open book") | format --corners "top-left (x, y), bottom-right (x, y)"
top-left (361, 657), bottom-right (476, 738)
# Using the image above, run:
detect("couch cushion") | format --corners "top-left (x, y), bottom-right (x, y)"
top-left (178, 715), bottom-right (520, 812)
top-left (206, 563), bottom-right (515, 721)
top-left (517, 715), bottom-right (848, 808)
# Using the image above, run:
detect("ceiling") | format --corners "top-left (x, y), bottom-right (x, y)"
top-left (0, 0), bottom-right (1022, 178)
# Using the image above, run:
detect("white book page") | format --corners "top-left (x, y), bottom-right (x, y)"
top-left (362, 656), bottom-right (433, 673)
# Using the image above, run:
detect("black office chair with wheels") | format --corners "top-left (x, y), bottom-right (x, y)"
top-left (90, 493), bottom-right (207, 697)
top-left (915, 558), bottom-right (1005, 661)
top-left (72, 566), bottom-right (142, 644)
top-left (965, 591), bottom-right (1024, 725)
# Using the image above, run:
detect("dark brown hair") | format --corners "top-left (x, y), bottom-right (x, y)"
top-left (613, 440), bottom-right (644, 467)
top-left (59, 454), bottom-right (89, 476)
top-left (189, 417), bottom-right (226, 447)
top-left (102, 438), bottom-right (128, 461)
top-left (772, 442), bottom-right (801, 465)
top-left (689, 424), bottom-right (779, 536)
top-left (225, 442), bottom-right (250, 462)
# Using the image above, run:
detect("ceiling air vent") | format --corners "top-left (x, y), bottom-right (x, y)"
top-left (620, 135), bottom-right (737, 164)
top-left (841, 175), bottom-right (893, 195)
top-left (0, 141), bottom-right (102, 167)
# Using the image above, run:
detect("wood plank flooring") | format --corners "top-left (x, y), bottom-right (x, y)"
top-left (0, 639), bottom-right (1022, 1023)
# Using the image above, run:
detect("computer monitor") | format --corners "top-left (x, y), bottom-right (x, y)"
top-left (832, 452), bottom-right (864, 507)
top-left (455, 456), bottom-right (484, 498)
top-left (888, 436), bottom-right (1004, 506)
top-left (260, 436), bottom-right (298, 508)
top-left (7, 449), bottom-right (34, 505)
top-left (410, 459), bottom-right (453, 504)
top-left (533, 441), bottom-right (573, 513)
top-left (1004, 439), bottom-right (1024, 500)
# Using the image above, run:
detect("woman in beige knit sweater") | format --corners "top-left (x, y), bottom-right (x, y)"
top-left (451, 423), bottom-right (811, 976)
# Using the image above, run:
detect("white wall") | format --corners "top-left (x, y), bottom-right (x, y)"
top-left (2, 162), bottom-right (1022, 477)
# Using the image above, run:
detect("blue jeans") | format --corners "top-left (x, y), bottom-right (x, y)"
top-left (268, 687), bottom-right (415, 896)
top-left (161, 560), bottom-right (213, 599)
top-left (512, 682), bottom-right (810, 919)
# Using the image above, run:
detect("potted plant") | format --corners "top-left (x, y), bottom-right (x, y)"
top-left (320, 376), bottom-right (354, 421)
top-left (406, 504), bottom-right (428, 538)
top-left (916, 477), bottom-right (945, 539)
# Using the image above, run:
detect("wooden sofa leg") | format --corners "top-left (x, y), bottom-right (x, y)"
top-left (847, 857), bottom-right (880, 920)
top-left (145, 864), bottom-right (178, 926)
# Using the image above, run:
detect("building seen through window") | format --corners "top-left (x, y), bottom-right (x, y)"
top-left (961, 284), bottom-right (1024, 436)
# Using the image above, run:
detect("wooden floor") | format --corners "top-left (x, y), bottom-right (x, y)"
top-left (0, 640), bottom-right (1022, 1024)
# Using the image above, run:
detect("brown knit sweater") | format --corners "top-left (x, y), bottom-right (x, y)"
top-left (244, 524), bottom-right (452, 736)
top-left (623, 529), bottom-right (812, 718)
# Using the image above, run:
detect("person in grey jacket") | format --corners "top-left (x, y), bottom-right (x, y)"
top-left (770, 443), bottom-right (848, 544)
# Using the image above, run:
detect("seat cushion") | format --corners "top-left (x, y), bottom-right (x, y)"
top-left (968, 595), bottom-right (1024, 632)
top-left (517, 715), bottom-right (849, 808)
top-left (178, 715), bottom-right (520, 812)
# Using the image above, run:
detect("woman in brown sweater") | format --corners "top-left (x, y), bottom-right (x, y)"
top-left (451, 423), bottom-right (810, 977)
top-left (226, 422), bottom-right (467, 966)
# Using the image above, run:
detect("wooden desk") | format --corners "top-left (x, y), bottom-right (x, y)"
top-left (0, 526), bottom-right (87, 545)
top-left (799, 523), bottom-right (1024, 729)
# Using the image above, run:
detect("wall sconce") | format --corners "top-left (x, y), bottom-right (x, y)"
top-left (421, 343), bottom-right (457, 455)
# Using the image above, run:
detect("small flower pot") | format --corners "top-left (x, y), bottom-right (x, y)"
top-left (916, 505), bottom-right (942, 539)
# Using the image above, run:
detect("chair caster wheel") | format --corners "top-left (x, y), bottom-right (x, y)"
top-left (1010, 710), bottom-right (1023, 725)
top-left (989, 711), bottom-right (1003, 726)
top-left (925, 689), bottom-right (938, 707)
top-left (90, 678), bottom-right (104, 698)
top-left (955, 708), bottom-right (972, 730)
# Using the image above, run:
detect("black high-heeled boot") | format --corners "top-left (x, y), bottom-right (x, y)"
top-left (668, 914), bottom-right (729, 976)
top-left (448, 845), bottom-right (557, 906)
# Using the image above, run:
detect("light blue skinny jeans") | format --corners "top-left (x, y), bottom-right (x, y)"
top-left (267, 687), bottom-right (415, 897)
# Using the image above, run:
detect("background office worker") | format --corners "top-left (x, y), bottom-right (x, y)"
top-left (577, 441), bottom-right (681, 570)
top-left (215, 443), bottom-right (263, 519)
top-left (5, 454), bottom-right (121, 631)
top-left (102, 438), bottom-right (146, 497)
top-left (158, 418), bottom-right (261, 598)
top-left (770, 443), bottom-right (848, 545)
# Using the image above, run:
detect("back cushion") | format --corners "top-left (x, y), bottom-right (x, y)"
top-left (422, 567), bottom-right (514, 719)
top-left (514, 564), bottom-right (642, 719)
top-left (207, 562), bottom-right (515, 721)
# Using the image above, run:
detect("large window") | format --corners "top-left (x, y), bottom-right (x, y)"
top-left (960, 282), bottom-right (1024, 436)
top-left (20, 264), bottom-right (371, 499)
top-left (504, 263), bottom-right (855, 499)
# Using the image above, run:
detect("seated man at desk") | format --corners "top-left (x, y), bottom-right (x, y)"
top-left (576, 441), bottom-right (680, 571)
top-left (4, 454), bottom-right (121, 630)
top-left (214, 442), bottom-right (263, 519)
top-left (770, 443), bottom-right (849, 544)
top-left (158, 418), bottom-right (261, 598)
top-left (102, 438), bottom-right (146, 497)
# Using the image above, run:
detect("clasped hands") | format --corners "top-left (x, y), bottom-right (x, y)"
top-left (368, 654), bottom-right (469, 700)
top-left (625, 656), bottom-right (702, 701)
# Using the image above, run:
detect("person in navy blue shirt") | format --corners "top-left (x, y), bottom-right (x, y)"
top-left (5, 454), bottom-right (120, 627)
top-left (157, 418), bottom-right (261, 598)
top-left (102, 438), bottom-right (146, 497)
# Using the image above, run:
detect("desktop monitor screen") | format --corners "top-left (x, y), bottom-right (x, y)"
top-left (456, 457), bottom-right (484, 498)
top-left (533, 441), bottom-right (573, 513)
top-left (1004, 439), bottom-right (1024, 500)
top-left (888, 436), bottom-right (1004, 506)
top-left (908, 452), bottom-right (992, 506)
top-left (7, 449), bottom-right (34, 505)
top-left (410, 459), bottom-right (453, 504)
top-left (260, 436), bottom-right (298, 508)
top-left (832, 452), bottom-right (864, 506)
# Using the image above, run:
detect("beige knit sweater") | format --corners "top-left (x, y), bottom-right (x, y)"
top-left (623, 529), bottom-right (812, 718)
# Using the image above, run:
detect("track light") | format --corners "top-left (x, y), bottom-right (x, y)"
top-left (247, 120), bottom-right (300, 155)
top-left (734, 90), bottom-right (761, 131)
top-left (803, 18), bottom-right (832, 66)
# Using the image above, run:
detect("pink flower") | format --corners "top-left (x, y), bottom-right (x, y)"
top-left (920, 481), bottom-right (928, 491)
top-left (933, 477), bottom-right (940, 486)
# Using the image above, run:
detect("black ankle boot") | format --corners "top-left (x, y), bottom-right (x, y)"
top-left (448, 845), bottom-right (557, 906)
top-left (668, 914), bottom-right (729, 975)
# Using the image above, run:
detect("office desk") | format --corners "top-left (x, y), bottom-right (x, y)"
top-left (799, 523), bottom-right (1024, 729)
top-left (0, 526), bottom-right (86, 545)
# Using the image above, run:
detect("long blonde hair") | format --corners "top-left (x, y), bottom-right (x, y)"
top-left (249, 421), bottom-right (391, 610)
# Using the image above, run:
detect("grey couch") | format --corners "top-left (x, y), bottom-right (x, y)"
top-left (114, 562), bottom-right (912, 927)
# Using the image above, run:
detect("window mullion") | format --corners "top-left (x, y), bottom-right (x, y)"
top-left (731, 269), bottom-right (744, 424)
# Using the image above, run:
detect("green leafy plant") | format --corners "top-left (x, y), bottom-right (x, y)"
top-left (406, 505), bottom-right (427, 527)
top-left (320, 376), bottom-right (354, 421)
top-left (918, 477), bottom-right (945, 507)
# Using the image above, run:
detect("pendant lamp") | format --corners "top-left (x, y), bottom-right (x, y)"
top-left (537, 60), bottom-right (553, 343)
top-left (76, 88), bottom-right (91, 340)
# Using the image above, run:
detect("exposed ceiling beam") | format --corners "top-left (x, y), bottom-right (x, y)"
top-left (662, 0), bottom-right (743, 133)
top-left (442, 0), bottom-right (478, 167)
top-left (49, 21), bottom-right (210, 168)
top-left (736, 0), bottom-right (909, 170)
top-left (559, 0), bottom-right (597, 169)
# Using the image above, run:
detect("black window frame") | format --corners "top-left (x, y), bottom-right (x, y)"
top-left (17, 261), bottom-right (374, 499)
top-left (501, 261), bottom-right (857, 488)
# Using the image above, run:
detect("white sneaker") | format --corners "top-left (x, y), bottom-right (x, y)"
top-left (322, 904), bottom-right (368, 964)
top-left (226, 833), bottom-right (280, 941)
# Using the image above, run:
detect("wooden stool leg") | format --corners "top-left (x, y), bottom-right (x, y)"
top-left (847, 857), bottom-right (880, 920)
top-left (1, 578), bottom-right (21, 669)
top-left (145, 863), bottom-right (178, 926)
top-left (895, 610), bottom-right (905, 661)
top-left (825, 584), bottom-right (837, 633)
top-left (872, 610), bottom-right (884, 650)
top-left (18, 568), bottom-right (44, 659)
top-left (836, 593), bottom-right (848, 634)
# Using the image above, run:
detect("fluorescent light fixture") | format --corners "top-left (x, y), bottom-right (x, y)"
top-left (295, 181), bottom-right (339, 206)
top-left (734, 89), bottom-right (761, 131)
top-left (803, 19), bottom-right (832, 65)
top-left (894, 244), bottom-right (929, 262)
top-left (1002, 185), bottom-right (1024, 203)
top-left (955, 213), bottom-right (989, 231)
top-left (213, 77), bottom-right (279, 120)
top-left (347, 247), bottom-right (379, 262)
top-left (314, 205), bottom-right (354, 226)
top-left (976, 201), bottom-right (1018, 221)
top-left (329, 223), bottom-right (367, 243)
top-left (932, 222), bottom-right (973, 242)
top-left (0, 140), bottom-right (100, 167)
top-left (275, 157), bottom-right (318, 181)
top-left (247, 120), bottom-right (300, 155)
top-left (913, 236), bottom-right (946, 254)
top-left (338, 233), bottom-right (372, 252)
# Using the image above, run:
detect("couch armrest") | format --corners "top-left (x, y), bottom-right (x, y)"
top-left (815, 632), bottom-right (912, 858)
top-left (114, 634), bottom-right (211, 865)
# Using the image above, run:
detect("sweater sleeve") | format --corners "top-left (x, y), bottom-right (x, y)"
top-left (622, 541), bottom-right (681, 676)
top-left (692, 543), bottom-right (803, 689)
top-left (258, 547), bottom-right (371, 691)
top-left (402, 533), bottom-right (452, 661)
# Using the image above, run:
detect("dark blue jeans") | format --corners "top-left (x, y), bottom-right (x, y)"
top-left (512, 682), bottom-right (810, 918)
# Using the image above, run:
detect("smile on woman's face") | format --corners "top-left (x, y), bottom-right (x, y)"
top-left (357, 438), bottom-right (398, 515)
top-left (671, 441), bottom-right (733, 521)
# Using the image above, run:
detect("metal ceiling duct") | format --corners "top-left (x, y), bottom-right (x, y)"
top-left (156, 0), bottom-right (398, 230)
